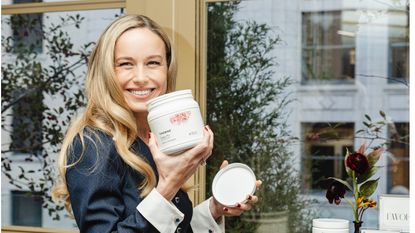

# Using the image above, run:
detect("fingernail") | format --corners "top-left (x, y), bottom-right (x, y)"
top-left (204, 125), bottom-right (209, 131)
top-left (223, 207), bottom-right (228, 212)
top-left (236, 203), bottom-right (241, 208)
top-left (247, 195), bottom-right (252, 200)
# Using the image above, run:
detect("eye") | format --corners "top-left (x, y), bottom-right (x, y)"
top-left (116, 62), bottom-right (134, 69)
top-left (147, 60), bottom-right (161, 66)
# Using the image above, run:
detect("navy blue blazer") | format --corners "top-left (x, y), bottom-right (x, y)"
top-left (66, 128), bottom-right (193, 232)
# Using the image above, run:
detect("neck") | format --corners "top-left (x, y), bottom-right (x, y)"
top-left (135, 112), bottom-right (150, 143)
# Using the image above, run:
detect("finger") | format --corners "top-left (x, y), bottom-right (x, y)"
top-left (246, 194), bottom-right (259, 204)
top-left (220, 160), bottom-right (228, 169)
top-left (206, 125), bottom-right (214, 151)
top-left (146, 132), bottom-right (160, 155)
top-left (238, 203), bottom-right (252, 211)
top-left (204, 126), bottom-right (214, 160)
top-left (223, 207), bottom-right (244, 217)
top-left (186, 128), bottom-right (211, 156)
top-left (233, 202), bottom-right (252, 211)
top-left (256, 180), bottom-right (262, 189)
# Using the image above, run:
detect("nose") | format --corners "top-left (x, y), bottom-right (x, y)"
top-left (133, 65), bottom-right (148, 84)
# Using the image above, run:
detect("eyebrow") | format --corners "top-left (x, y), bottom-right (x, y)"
top-left (115, 55), bottom-right (165, 62)
top-left (114, 57), bottom-right (133, 62)
top-left (146, 55), bottom-right (165, 60)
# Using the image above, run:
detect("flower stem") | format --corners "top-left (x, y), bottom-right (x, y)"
top-left (344, 197), bottom-right (356, 213)
top-left (359, 207), bottom-right (368, 221)
top-left (352, 171), bottom-right (359, 222)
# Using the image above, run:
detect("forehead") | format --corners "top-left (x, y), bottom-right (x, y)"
top-left (114, 27), bottom-right (166, 57)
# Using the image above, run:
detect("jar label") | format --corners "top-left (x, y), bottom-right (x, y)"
top-left (150, 107), bottom-right (204, 154)
top-left (170, 111), bottom-right (191, 125)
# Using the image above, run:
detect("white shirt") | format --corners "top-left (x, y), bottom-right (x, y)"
top-left (137, 188), bottom-right (225, 233)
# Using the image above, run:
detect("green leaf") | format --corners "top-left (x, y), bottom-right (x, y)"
top-left (355, 129), bottom-right (365, 134)
top-left (359, 178), bottom-right (379, 197)
top-left (363, 121), bottom-right (372, 128)
top-left (327, 177), bottom-right (353, 191)
top-left (379, 110), bottom-right (386, 119)
top-left (357, 166), bottom-right (377, 184)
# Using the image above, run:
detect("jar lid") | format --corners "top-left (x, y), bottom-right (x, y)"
top-left (312, 218), bottom-right (349, 229)
top-left (212, 163), bottom-right (256, 207)
top-left (146, 89), bottom-right (192, 109)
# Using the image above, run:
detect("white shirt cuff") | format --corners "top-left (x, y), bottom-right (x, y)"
top-left (191, 197), bottom-right (225, 233)
top-left (137, 188), bottom-right (184, 233)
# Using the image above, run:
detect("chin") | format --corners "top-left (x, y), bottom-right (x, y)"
top-left (133, 107), bottom-right (149, 114)
top-left (127, 104), bottom-right (148, 114)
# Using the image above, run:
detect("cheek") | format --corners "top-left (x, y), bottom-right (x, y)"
top-left (162, 67), bottom-right (169, 90)
top-left (161, 77), bottom-right (168, 91)
top-left (116, 70), bottom-right (132, 86)
top-left (153, 69), bottom-right (168, 91)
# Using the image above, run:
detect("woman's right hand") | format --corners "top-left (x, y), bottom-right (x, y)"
top-left (147, 126), bottom-right (214, 201)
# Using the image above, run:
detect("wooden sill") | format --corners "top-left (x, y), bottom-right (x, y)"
top-left (1, 226), bottom-right (79, 233)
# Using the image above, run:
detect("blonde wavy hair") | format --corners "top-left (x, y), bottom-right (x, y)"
top-left (52, 14), bottom-right (177, 213)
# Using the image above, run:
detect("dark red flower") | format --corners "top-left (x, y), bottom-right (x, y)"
top-left (326, 181), bottom-right (346, 205)
top-left (346, 152), bottom-right (369, 174)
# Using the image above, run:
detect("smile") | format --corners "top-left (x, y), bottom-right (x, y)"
top-left (129, 89), bottom-right (153, 96)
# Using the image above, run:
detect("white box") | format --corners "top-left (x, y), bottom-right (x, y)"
top-left (378, 195), bottom-right (409, 232)
top-left (361, 230), bottom-right (399, 233)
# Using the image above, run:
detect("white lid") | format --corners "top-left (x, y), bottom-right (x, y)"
top-left (312, 218), bottom-right (349, 229)
top-left (146, 89), bottom-right (192, 109)
top-left (212, 163), bottom-right (256, 207)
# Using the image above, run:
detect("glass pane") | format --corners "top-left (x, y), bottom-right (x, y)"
top-left (205, 0), bottom-right (409, 232)
top-left (303, 122), bottom-right (354, 191)
top-left (388, 7), bottom-right (409, 81)
top-left (387, 123), bottom-right (409, 194)
top-left (302, 46), bottom-right (355, 83)
top-left (302, 11), bottom-right (357, 83)
top-left (1, 8), bottom-right (124, 229)
top-left (11, 191), bottom-right (43, 226)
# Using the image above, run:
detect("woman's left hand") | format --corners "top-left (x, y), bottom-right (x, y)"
top-left (209, 160), bottom-right (262, 220)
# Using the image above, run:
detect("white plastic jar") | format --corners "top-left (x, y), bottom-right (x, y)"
top-left (146, 89), bottom-right (204, 155)
top-left (312, 218), bottom-right (349, 233)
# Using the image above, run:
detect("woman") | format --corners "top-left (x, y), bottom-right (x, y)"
top-left (52, 14), bottom-right (260, 233)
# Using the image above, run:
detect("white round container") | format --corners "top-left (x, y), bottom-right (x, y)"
top-left (146, 89), bottom-right (204, 155)
top-left (312, 218), bottom-right (349, 233)
top-left (212, 163), bottom-right (256, 207)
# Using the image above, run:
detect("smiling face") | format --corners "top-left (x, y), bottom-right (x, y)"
top-left (114, 27), bottom-right (168, 116)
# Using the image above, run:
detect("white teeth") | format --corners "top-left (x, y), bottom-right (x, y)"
top-left (130, 89), bottom-right (151, 96)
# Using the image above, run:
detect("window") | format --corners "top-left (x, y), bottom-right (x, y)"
top-left (302, 11), bottom-right (356, 84)
top-left (302, 122), bottom-right (354, 191)
top-left (2, 7), bottom-right (124, 229)
top-left (203, 0), bottom-right (410, 231)
top-left (387, 122), bottom-right (409, 194)
top-left (388, 8), bottom-right (409, 82)
top-left (11, 0), bottom-right (43, 53)
top-left (11, 190), bottom-right (43, 226)
top-left (7, 1), bottom-right (44, 154)
top-left (10, 90), bottom-right (44, 154)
